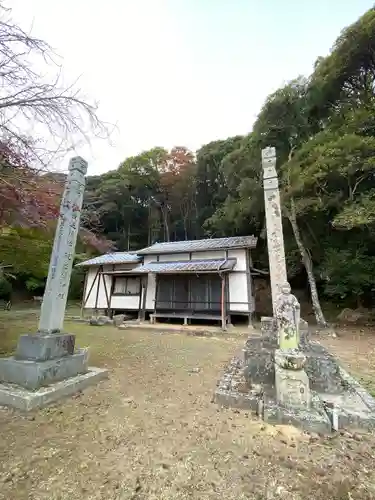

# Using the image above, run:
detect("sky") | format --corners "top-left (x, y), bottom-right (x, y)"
top-left (9, 0), bottom-right (375, 175)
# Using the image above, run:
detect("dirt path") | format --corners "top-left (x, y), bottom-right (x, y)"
top-left (1, 323), bottom-right (375, 499)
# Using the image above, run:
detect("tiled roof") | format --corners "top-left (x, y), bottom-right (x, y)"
top-left (76, 252), bottom-right (141, 267)
top-left (137, 236), bottom-right (257, 255)
top-left (103, 259), bottom-right (237, 274)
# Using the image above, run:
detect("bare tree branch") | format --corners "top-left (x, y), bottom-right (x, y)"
top-left (0, 3), bottom-right (112, 169)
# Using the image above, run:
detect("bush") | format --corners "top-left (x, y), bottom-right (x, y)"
top-left (0, 278), bottom-right (12, 300)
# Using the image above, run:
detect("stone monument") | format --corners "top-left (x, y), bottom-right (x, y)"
top-left (0, 157), bottom-right (108, 411)
top-left (261, 147), bottom-right (287, 313)
top-left (214, 147), bottom-right (375, 433)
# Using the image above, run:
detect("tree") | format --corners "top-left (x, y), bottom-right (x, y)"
top-left (309, 8), bottom-right (375, 119)
top-left (195, 136), bottom-right (243, 236)
top-left (0, 5), bottom-right (108, 167)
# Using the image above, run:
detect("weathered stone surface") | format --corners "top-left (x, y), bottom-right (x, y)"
top-left (261, 316), bottom-right (277, 337)
top-left (243, 335), bottom-right (276, 386)
top-left (275, 363), bottom-right (311, 408)
top-left (89, 315), bottom-right (112, 326)
top-left (0, 157), bottom-right (108, 410)
top-left (299, 319), bottom-right (309, 347)
top-left (263, 393), bottom-right (332, 434)
top-left (274, 348), bottom-right (306, 370)
top-left (304, 342), bottom-right (345, 394)
top-left (214, 146), bottom-right (375, 433)
top-left (0, 348), bottom-right (88, 390)
top-left (15, 334), bottom-right (75, 361)
top-left (0, 367), bottom-right (108, 411)
top-left (262, 146), bottom-right (288, 314)
top-left (38, 157), bottom-right (88, 334)
top-left (113, 314), bottom-right (125, 326)
top-left (275, 282), bottom-right (300, 350)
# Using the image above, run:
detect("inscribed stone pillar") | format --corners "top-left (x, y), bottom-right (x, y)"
top-left (38, 156), bottom-right (88, 334)
top-left (0, 156), bottom-right (108, 410)
top-left (261, 147), bottom-right (287, 315)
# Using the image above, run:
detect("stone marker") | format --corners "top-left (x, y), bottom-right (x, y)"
top-left (261, 146), bottom-right (288, 314)
top-left (214, 146), bottom-right (375, 433)
top-left (0, 157), bottom-right (108, 411)
top-left (39, 157), bottom-right (87, 334)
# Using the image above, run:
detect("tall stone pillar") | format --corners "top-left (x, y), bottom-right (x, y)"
top-left (261, 146), bottom-right (287, 314)
top-left (39, 157), bottom-right (87, 333)
top-left (0, 157), bottom-right (108, 411)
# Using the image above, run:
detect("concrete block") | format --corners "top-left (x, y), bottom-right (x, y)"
top-left (264, 393), bottom-right (332, 434)
top-left (261, 316), bottom-right (276, 337)
top-left (214, 388), bottom-right (260, 412)
top-left (0, 367), bottom-right (108, 411)
top-left (275, 364), bottom-right (311, 408)
top-left (15, 334), bottom-right (75, 361)
top-left (0, 348), bottom-right (89, 390)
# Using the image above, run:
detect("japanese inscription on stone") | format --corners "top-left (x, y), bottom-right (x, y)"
top-left (38, 157), bottom-right (88, 334)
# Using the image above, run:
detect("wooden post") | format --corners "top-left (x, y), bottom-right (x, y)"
top-left (141, 275), bottom-right (148, 321)
top-left (224, 272), bottom-right (230, 326)
top-left (151, 273), bottom-right (158, 324)
top-left (83, 267), bottom-right (100, 316)
top-left (94, 265), bottom-right (102, 314)
top-left (102, 271), bottom-right (110, 317)
top-left (245, 249), bottom-right (254, 328)
top-left (80, 271), bottom-right (88, 318)
top-left (221, 276), bottom-right (227, 330)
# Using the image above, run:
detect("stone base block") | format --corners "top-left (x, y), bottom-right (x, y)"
top-left (214, 388), bottom-right (260, 412)
top-left (0, 349), bottom-right (88, 390)
top-left (275, 363), bottom-right (311, 408)
top-left (0, 367), bottom-right (108, 411)
top-left (264, 393), bottom-right (332, 434)
top-left (261, 316), bottom-right (277, 337)
top-left (15, 333), bottom-right (75, 361)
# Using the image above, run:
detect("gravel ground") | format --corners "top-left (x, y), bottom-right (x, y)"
top-left (1, 318), bottom-right (375, 499)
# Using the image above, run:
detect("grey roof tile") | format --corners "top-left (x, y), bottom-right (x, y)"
top-left (137, 236), bottom-right (257, 255)
top-left (77, 252), bottom-right (141, 267)
top-left (104, 259), bottom-right (237, 274)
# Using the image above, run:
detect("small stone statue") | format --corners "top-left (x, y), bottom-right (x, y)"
top-left (275, 282), bottom-right (300, 350)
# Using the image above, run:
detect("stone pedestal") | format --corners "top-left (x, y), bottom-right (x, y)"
top-left (0, 346), bottom-right (88, 390)
top-left (274, 349), bottom-right (311, 408)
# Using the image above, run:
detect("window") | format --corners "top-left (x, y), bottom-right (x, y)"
top-left (113, 277), bottom-right (141, 296)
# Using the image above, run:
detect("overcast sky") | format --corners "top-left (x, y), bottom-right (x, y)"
top-left (9, 0), bottom-right (374, 175)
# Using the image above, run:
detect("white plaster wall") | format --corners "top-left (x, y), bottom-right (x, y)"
top-left (84, 265), bottom-right (112, 309)
top-left (83, 267), bottom-right (98, 308)
top-left (158, 253), bottom-right (190, 262)
top-left (146, 273), bottom-right (156, 310)
top-left (191, 250), bottom-right (225, 260)
top-left (228, 272), bottom-right (249, 312)
top-left (143, 255), bottom-right (154, 265)
top-left (227, 249), bottom-right (246, 271)
top-left (115, 263), bottom-right (141, 271)
top-left (110, 295), bottom-right (140, 310)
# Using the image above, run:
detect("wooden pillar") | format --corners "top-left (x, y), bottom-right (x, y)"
top-left (151, 273), bottom-right (159, 324)
top-left (245, 249), bottom-right (254, 328)
top-left (224, 272), bottom-right (230, 326)
top-left (102, 271), bottom-right (111, 317)
top-left (80, 271), bottom-right (88, 318)
top-left (94, 266), bottom-right (102, 314)
top-left (141, 275), bottom-right (148, 321)
top-left (221, 275), bottom-right (227, 330)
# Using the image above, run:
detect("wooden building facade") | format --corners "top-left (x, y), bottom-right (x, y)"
top-left (79, 236), bottom-right (258, 328)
